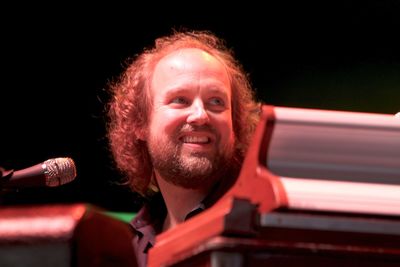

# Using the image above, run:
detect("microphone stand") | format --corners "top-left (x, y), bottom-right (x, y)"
top-left (0, 166), bottom-right (14, 186)
top-left (0, 166), bottom-right (13, 179)
top-left (0, 166), bottom-right (18, 204)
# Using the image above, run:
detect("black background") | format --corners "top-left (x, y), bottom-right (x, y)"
top-left (1, 2), bottom-right (399, 212)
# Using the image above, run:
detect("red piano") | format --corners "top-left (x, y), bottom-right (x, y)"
top-left (148, 105), bottom-right (400, 267)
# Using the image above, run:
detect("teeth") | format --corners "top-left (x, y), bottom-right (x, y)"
top-left (182, 136), bottom-right (209, 144)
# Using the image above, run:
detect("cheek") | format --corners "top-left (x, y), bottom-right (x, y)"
top-left (214, 113), bottom-right (235, 142)
top-left (150, 109), bottom-right (186, 135)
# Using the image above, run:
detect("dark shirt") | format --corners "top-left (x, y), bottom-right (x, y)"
top-left (129, 172), bottom-right (237, 267)
top-left (130, 193), bottom-right (206, 267)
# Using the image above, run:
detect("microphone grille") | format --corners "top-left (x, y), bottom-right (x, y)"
top-left (43, 158), bottom-right (77, 187)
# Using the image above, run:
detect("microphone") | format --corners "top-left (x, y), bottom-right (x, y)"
top-left (1, 158), bottom-right (77, 188)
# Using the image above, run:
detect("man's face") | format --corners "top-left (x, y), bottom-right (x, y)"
top-left (146, 48), bottom-right (235, 189)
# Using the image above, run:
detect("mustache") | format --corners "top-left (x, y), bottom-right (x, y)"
top-left (178, 124), bottom-right (216, 134)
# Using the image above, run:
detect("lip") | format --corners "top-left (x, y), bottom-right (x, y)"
top-left (178, 131), bottom-right (215, 147)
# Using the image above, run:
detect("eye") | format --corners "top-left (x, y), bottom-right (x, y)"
top-left (207, 97), bottom-right (227, 112)
top-left (209, 97), bottom-right (225, 106)
top-left (170, 97), bottom-right (189, 106)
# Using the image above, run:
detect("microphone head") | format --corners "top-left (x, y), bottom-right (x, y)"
top-left (43, 158), bottom-right (77, 187)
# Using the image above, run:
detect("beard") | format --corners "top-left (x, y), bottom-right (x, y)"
top-left (147, 124), bottom-right (234, 189)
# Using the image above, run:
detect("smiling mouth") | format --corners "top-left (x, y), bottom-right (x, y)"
top-left (181, 136), bottom-right (211, 144)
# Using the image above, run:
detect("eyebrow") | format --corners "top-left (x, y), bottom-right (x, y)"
top-left (205, 86), bottom-right (229, 95)
top-left (163, 87), bottom-right (192, 98)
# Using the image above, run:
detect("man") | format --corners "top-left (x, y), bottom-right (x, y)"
top-left (107, 30), bottom-right (260, 266)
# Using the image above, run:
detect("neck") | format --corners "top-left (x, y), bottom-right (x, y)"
top-left (155, 172), bottom-right (211, 231)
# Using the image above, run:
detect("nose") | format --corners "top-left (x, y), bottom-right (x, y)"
top-left (187, 99), bottom-right (210, 125)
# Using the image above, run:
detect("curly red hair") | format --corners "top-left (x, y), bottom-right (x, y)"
top-left (107, 30), bottom-right (260, 196)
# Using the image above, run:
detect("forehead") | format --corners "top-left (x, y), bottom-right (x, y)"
top-left (150, 48), bottom-right (230, 94)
